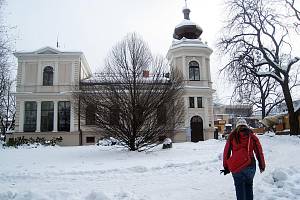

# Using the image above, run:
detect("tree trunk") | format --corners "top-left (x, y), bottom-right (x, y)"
top-left (282, 81), bottom-right (299, 134)
top-left (129, 137), bottom-right (136, 151)
top-left (261, 93), bottom-right (266, 119)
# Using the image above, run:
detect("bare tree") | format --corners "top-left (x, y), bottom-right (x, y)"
top-left (0, 80), bottom-right (16, 133)
top-left (218, 0), bottom-right (300, 134)
top-left (74, 33), bottom-right (184, 151)
top-left (222, 53), bottom-right (285, 119)
top-left (285, 0), bottom-right (300, 25)
top-left (0, 0), bottom-right (15, 135)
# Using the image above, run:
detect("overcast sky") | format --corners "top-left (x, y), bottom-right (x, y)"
top-left (5, 0), bottom-right (298, 102)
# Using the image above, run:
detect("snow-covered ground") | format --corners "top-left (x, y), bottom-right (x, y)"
top-left (1, 133), bottom-right (300, 200)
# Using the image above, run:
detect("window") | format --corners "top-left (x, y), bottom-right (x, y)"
top-left (157, 104), bottom-right (167, 125)
top-left (41, 101), bottom-right (54, 132)
top-left (86, 104), bottom-right (96, 125)
top-left (43, 66), bottom-right (54, 86)
top-left (24, 101), bottom-right (37, 132)
top-left (197, 97), bottom-right (203, 108)
top-left (109, 105), bottom-right (120, 125)
top-left (189, 61), bottom-right (200, 81)
top-left (58, 101), bottom-right (70, 131)
top-left (189, 97), bottom-right (195, 108)
top-left (86, 137), bottom-right (95, 143)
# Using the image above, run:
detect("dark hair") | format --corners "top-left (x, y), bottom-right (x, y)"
top-left (231, 129), bottom-right (240, 144)
top-left (231, 126), bottom-right (252, 144)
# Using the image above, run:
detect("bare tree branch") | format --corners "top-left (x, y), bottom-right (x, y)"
top-left (218, 0), bottom-right (300, 134)
top-left (73, 33), bottom-right (184, 151)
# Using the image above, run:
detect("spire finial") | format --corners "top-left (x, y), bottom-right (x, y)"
top-left (56, 33), bottom-right (60, 48)
top-left (182, 0), bottom-right (190, 20)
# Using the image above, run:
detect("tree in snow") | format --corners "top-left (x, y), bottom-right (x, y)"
top-left (285, 0), bottom-right (300, 29)
top-left (218, 0), bottom-right (300, 134)
top-left (0, 0), bottom-right (15, 134)
top-left (222, 60), bottom-right (285, 119)
top-left (74, 33), bottom-right (184, 151)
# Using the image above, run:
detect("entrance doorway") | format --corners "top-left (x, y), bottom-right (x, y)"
top-left (191, 116), bottom-right (204, 142)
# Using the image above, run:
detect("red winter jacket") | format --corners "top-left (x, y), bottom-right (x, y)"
top-left (223, 128), bottom-right (266, 172)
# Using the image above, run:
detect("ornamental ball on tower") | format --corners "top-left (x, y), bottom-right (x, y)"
top-left (173, 4), bottom-right (203, 40)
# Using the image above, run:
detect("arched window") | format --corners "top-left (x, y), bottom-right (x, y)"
top-left (189, 61), bottom-right (200, 81)
top-left (43, 66), bottom-right (53, 86)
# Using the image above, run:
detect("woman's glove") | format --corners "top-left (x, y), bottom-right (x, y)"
top-left (220, 168), bottom-right (230, 175)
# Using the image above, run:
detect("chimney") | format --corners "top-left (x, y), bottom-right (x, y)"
top-left (143, 70), bottom-right (149, 78)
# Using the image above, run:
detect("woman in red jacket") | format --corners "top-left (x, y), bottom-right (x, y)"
top-left (221, 118), bottom-right (266, 200)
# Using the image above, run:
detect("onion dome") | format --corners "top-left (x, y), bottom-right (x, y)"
top-left (173, 6), bottom-right (203, 40)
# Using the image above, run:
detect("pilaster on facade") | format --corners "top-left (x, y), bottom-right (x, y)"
top-left (37, 60), bottom-right (42, 86)
top-left (54, 61), bottom-right (59, 85)
top-left (16, 62), bottom-right (22, 91)
top-left (14, 101), bottom-right (20, 132)
top-left (201, 56), bottom-right (207, 81)
top-left (21, 62), bottom-right (26, 86)
top-left (71, 61), bottom-right (75, 85)
top-left (70, 102), bottom-right (75, 132)
top-left (74, 60), bottom-right (80, 84)
top-left (184, 96), bottom-right (189, 127)
top-left (53, 101), bottom-right (58, 132)
top-left (206, 58), bottom-right (211, 82)
top-left (19, 101), bottom-right (24, 132)
top-left (182, 56), bottom-right (187, 80)
top-left (204, 97), bottom-right (209, 129)
top-left (36, 101), bottom-right (41, 132)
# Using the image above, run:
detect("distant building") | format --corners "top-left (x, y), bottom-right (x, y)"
top-left (278, 100), bottom-right (300, 114)
top-left (214, 104), bottom-right (253, 133)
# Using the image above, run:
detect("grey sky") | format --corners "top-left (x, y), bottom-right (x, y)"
top-left (10, 0), bottom-right (299, 103)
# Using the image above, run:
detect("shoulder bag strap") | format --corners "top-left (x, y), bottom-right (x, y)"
top-left (247, 134), bottom-right (251, 156)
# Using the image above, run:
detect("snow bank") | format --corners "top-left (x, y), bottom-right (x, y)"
top-left (0, 190), bottom-right (110, 200)
top-left (0, 135), bottom-right (300, 199)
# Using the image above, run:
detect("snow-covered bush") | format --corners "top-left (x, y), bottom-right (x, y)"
top-left (3, 136), bottom-right (63, 148)
top-left (162, 138), bottom-right (172, 149)
top-left (97, 137), bottom-right (121, 146)
top-left (0, 134), bottom-right (5, 141)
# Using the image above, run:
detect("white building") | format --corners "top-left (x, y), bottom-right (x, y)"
top-left (10, 6), bottom-right (214, 145)
top-left (167, 6), bottom-right (215, 142)
top-left (11, 47), bottom-right (101, 145)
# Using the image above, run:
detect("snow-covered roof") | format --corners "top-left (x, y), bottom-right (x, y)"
top-left (14, 46), bottom-right (83, 55)
top-left (169, 38), bottom-right (212, 53)
top-left (81, 72), bottom-right (170, 84)
top-left (175, 19), bottom-right (197, 28)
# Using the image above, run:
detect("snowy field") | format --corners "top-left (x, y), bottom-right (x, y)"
top-left (1, 133), bottom-right (300, 200)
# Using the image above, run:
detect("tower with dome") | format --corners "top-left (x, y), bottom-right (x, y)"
top-left (167, 5), bottom-right (215, 142)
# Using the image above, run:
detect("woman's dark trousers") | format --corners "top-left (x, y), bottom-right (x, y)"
top-left (232, 165), bottom-right (256, 200)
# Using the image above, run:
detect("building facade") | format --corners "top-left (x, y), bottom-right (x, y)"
top-left (10, 6), bottom-right (215, 145)
top-left (10, 47), bottom-right (102, 146)
top-left (167, 6), bottom-right (215, 142)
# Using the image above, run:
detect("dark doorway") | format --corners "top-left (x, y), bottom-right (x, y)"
top-left (191, 116), bottom-right (204, 142)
